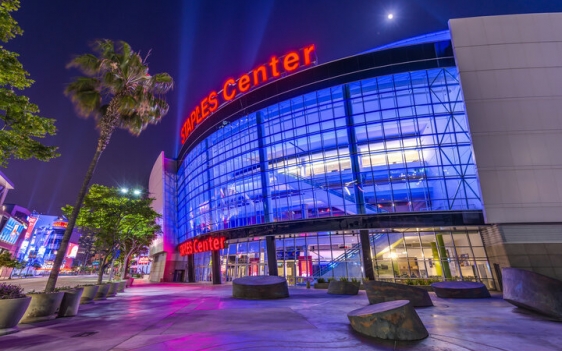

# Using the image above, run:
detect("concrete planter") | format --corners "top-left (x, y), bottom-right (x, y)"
top-left (0, 297), bottom-right (31, 329)
top-left (79, 285), bottom-right (99, 304)
top-left (314, 282), bottom-right (330, 289)
top-left (327, 281), bottom-right (360, 295)
top-left (94, 284), bottom-right (111, 301)
top-left (58, 288), bottom-right (84, 317)
top-left (107, 282), bottom-right (120, 297)
top-left (20, 292), bottom-right (64, 323)
top-left (117, 281), bottom-right (126, 293)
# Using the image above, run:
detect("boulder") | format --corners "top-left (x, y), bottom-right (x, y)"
top-left (347, 300), bottom-right (429, 341)
top-left (364, 281), bottom-right (433, 307)
top-left (431, 281), bottom-right (490, 298)
top-left (327, 280), bottom-right (360, 295)
top-left (502, 267), bottom-right (562, 320)
top-left (232, 276), bottom-right (289, 299)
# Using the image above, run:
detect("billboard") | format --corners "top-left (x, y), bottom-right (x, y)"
top-left (0, 217), bottom-right (25, 245)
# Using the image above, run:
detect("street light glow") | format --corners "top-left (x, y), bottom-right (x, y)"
top-left (133, 189), bottom-right (141, 196)
top-left (387, 13), bottom-right (394, 20)
top-left (120, 188), bottom-right (128, 194)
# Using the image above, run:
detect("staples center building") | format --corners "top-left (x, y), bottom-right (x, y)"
top-left (148, 13), bottom-right (562, 289)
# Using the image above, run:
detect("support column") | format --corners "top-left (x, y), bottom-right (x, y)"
top-left (266, 235), bottom-right (278, 276)
top-left (256, 112), bottom-right (273, 224)
top-left (187, 254), bottom-right (195, 282)
top-left (343, 84), bottom-right (367, 216)
top-left (344, 85), bottom-right (375, 281)
top-left (359, 230), bottom-right (375, 281)
top-left (211, 250), bottom-right (221, 284)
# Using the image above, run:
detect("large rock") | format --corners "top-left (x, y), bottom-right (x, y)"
top-left (431, 281), bottom-right (491, 298)
top-left (364, 281), bottom-right (433, 307)
top-left (327, 280), bottom-right (360, 295)
top-left (347, 300), bottom-right (429, 341)
top-left (232, 276), bottom-right (289, 300)
top-left (502, 267), bottom-right (562, 320)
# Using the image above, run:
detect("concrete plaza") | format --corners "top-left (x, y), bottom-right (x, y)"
top-left (0, 281), bottom-right (561, 350)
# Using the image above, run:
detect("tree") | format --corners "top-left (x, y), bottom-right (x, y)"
top-left (0, 0), bottom-right (59, 167)
top-left (0, 251), bottom-right (17, 278)
top-left (118, 206), bottom-right (161, 280)
top-left (46, 40), bottom-right (173, 292)
top-left (63, 184), bottom-right (161, 285)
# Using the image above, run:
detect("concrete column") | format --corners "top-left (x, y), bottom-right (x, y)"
top-left (266, 235), bottom-right (278, 276)
top-left (359, 230), bottom-right (375, 281)
top-left (211, 250), bottom-right (221, 284)
top-left (187, 254), bottom-right (195, 282)
top-left (256, 112), bottom-right (273, 223)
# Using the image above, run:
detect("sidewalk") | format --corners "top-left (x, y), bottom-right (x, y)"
top-left (1, 283), bottom-right (561, 350)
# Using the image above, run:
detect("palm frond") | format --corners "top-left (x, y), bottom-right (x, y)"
top-left (66, 54), bottom-right (101, 75)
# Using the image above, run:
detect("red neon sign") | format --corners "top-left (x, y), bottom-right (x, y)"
top-left (52, 221), bottom-right (68, 229)
top-left (178, 236), bottom-right (228, 256)
top-left (180, 44), bottom-right (317, 144)
top-left (25, 216), bottom-right (38, 239)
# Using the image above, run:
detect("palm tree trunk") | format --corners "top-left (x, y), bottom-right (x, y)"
top-left (45, 139), bottom-right (105, 292)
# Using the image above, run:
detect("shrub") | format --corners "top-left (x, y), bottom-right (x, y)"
top-left (317, 278), bottom-right (326, 283)
top-left (0, 283), bottom-right (25, 299)
top-left (327, 277), bottom-right (335, 282)
top-left (338, 277), bottom-right (348, 282)
top-left (350, 278), bottom-right (360, 285)
top-left (54, 286), bottom-right (73, 292)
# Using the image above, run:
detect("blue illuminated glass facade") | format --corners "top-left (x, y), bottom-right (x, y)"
top-left (177, 66), bottom-right (482, 244)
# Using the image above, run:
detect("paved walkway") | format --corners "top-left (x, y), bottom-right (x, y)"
top-left (1, 283), bottom-right (561, 350)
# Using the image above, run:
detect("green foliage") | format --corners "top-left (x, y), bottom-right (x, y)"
top-left (350, 278), bottom-right (360, 285)
top-left (54, 286), bottom-right (73, 292)
top-left (65, 39), bottom-right (173, 138)
top-left (327, 277), bottom-right (335, 282)
top-left (316, 277), bottom-right (325, 283)
top-left (0, 0), bottom-right (58, 167)
top-left (63, 184), bottom-right (161, 284)
top-left (338, 277), bottom-right (348, 282)
top-left (0, 282), bottom-right (25, 299)
top-left (0, 251), bottom-right (17, 268)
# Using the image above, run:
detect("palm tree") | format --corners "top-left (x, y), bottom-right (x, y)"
top-left (45, 40), bottom-right (173, 292)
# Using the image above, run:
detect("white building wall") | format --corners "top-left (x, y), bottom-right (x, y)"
top-left (450, 13), bottom-right (562, 224)
top-left (148, 151), bottom-right (182, 282)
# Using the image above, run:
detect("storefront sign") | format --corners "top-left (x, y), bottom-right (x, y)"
top-left (52, 220), bottom-right (68, 229)
top-left (180, 44), bottom-right (317, 144)
top-left (25, 215), bottom-right (38, 239)
top-left (178, 236), bottom-right (228, 256)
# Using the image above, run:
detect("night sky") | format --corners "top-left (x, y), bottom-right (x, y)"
top-left (4, 0), bottom-right (562, 214)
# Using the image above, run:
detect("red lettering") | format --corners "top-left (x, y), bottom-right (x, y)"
top-left (208, 91), bottom-right (218, 112)
top-left (283, 52), bottom-right (300, 72)
top-left (201, 98), bottom-right (210, 119)
top-left (223, 78), bottom-right (236, 100)
top-left (238, 74), bottom-right (251, 92)
top-left (179, 236), bottom-right (228, 255)
top-left (253, 65), bottom-right (268, 86)
top-left (180, 45), bottom-right (317, 145)
top-left (180, 124), bottom-right (187, 144)
top-left (269, 56), bottom-right (280, 77)
top-left (304, 44), bottom-right (315, 65)
top-left (194, 106), bottom-right (203, 124)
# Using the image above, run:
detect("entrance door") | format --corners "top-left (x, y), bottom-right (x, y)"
top-left (173, 269), bottom-right (185, 282)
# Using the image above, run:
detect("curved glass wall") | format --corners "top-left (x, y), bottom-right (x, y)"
top-left (177, 67), bottom-right (482, 243)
